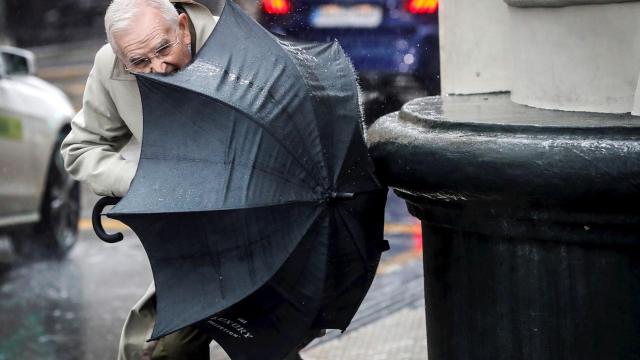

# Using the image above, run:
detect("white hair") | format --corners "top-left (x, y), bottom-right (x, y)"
top-left (105, 0), bottom-right (179, 54)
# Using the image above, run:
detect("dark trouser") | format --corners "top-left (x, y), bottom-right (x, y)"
top-left (117, 283), bottom-right (212, 360)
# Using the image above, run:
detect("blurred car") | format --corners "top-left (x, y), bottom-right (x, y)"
top-left (257, 0), bottom-right (440, 97)
top-left (0, 46), bottom-right (79, 258)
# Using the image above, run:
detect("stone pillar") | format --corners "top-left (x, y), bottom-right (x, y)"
top-left (367, 1), bottom-right (640, 359)
top-left (506, 0), bottom-right (640, 114)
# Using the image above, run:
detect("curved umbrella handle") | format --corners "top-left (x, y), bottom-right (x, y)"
top-left (92, 196), bottom-right (124, 243)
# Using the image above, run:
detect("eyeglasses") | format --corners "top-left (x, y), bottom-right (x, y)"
top-left (123, 34), bottom-right (182, 73)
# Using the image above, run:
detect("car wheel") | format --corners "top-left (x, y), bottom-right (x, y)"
top-left (12, 132), bottom-right (80, 258)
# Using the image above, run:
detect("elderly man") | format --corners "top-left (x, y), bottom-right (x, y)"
top-left (61, 0), bottom-right (315, 357)
top-left (60, 0), bottom-right (218, 359)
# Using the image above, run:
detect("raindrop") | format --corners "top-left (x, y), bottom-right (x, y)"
top-left (403, 54), bottom-right (415, 65)
top-left (395, 39), bottom-right (409, 50)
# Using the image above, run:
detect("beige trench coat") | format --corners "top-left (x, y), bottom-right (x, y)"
top-left (60, 0), bottom-right (219, 198)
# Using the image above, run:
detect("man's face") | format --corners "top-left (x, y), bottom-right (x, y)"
top-left (115, 7), bottom-right (192, 74)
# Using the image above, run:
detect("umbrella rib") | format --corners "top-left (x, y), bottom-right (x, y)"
top-left (200, 216), bottom-right (227, 300)
top-left (207, 15), bottom-right (331, 186)
top-left (192, 204), bottom-right (324, 332)
top-left (142, 76), bottom-right (328, 191)
top-left (285, 40), bottom-right (368, 187)
top-left (334, 207), bottom-right (368, 264)
top-left (221, 115), bottom-right (238, 205)
top-left (273, 41), bottom-right (332, 187)
top-left (243, 129), bottom-right (263, 204)
top-left (327, 43), bottom-right (366, 185)
top-left (200, 58), bottom-right (328, 186)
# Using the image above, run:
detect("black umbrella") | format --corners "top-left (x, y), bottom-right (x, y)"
top-left (92, 1), bottom-right (388, 358)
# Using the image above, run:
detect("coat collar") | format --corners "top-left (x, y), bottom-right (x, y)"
top-left (110, 0), bottom-right (220, 81)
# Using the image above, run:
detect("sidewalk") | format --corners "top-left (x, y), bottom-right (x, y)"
top-left (302, 253), bottom-right (427, 360)
top-left (303, 306), bottom-right (426, 360)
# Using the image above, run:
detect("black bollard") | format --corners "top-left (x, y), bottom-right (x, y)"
top-left (367, 94), bottom-right (640, 360)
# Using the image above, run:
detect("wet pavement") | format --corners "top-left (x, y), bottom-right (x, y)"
top-left (0, 226), bottom-right (150, 360)
top-left (0, 188), bottom-right (424, 359)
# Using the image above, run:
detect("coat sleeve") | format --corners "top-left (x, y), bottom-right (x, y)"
top-left (60, 49), bottom-right (137, 198)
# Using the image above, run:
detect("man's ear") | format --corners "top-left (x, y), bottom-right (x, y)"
top-left (178, 13), bottom-right (191, 46)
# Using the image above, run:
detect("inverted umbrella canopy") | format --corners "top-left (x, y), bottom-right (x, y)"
top-left (97, 1), bottom-right (387, 358)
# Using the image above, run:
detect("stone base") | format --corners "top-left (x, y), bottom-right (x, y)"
top-left (367, 94), bottom-right (640, 360)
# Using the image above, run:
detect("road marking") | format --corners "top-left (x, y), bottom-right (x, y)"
top-left (79, 218), bottom-right (128, 231)
top-left (384, 222), bottom-right (417, 234)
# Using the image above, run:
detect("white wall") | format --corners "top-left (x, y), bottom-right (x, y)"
top-left (509, 3), bottom-right (640, 113)
top-left (439, 0), bottom-right (512, 95)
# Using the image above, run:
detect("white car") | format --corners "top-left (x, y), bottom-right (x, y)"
top-left (0, 46), bottom-right (79, 258)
